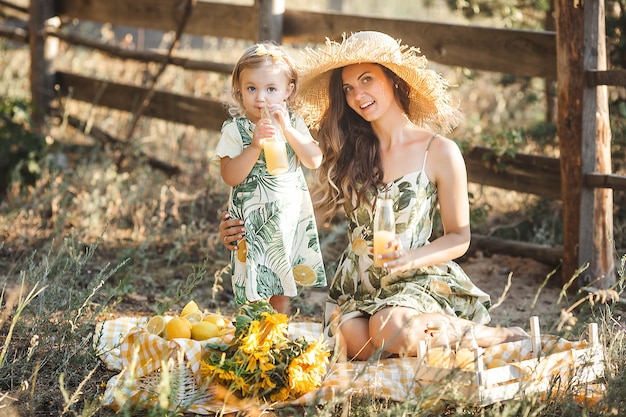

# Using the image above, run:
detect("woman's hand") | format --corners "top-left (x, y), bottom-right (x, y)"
top-left (376, 239), bottom-right (413, 275)
top-left (381, 233), bottom-right (467, 275)
top-left (219, 211), bottom-right (245, 251)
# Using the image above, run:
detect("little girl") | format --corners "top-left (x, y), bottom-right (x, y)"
top-left (214, 42), bottom-right (327, 314)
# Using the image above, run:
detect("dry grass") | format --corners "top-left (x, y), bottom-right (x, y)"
top-left (1, 4), bottom-right (626, 415)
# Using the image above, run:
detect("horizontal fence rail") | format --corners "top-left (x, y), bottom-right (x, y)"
top-left (5, 1), bottom-right (623, 195)
top-left (586, 69), bottom-right (626, 87)
top-left (55, 0), bottom-right (558, 79)
top-left (1, 0), bottom-right (624, 280)
top-left (55, 71), bottom-right (229, 130)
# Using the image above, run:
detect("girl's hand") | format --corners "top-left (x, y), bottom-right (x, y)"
top-left (267, 103), bottom-right (289, 131)
top-left (252, 116), bottom-right (275, 149)
top-left (219, 211), bottom-right (245, 251)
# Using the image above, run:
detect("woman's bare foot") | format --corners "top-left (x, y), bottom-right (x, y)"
top-left (505, 326), bottom-right (530, 342)
top-left (474, 324), bottom-right (530, 347)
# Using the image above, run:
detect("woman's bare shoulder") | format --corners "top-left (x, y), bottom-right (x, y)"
top-left (428, 133), bottom-right (463, 159)
top-left (425, 134), bottom-right (466, 180)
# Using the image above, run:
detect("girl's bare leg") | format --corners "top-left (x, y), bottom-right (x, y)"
top-left (269, 295), bottom-right (290, 314)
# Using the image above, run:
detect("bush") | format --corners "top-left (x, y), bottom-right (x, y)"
top-left (0, 97), bottom-right (47, 199)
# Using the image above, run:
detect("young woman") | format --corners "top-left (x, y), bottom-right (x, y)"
top-left (220, 32), bottom-right (527, 359)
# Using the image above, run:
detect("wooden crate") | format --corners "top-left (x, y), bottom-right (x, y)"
top-left (414, 316), bottom-right (605, 406)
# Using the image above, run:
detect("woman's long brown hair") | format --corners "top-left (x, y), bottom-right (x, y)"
top-left (312, 65), bottom-right (411, 221)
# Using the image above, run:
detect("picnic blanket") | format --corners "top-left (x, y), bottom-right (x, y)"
top-left (93, 316), bottom-right (600, 414)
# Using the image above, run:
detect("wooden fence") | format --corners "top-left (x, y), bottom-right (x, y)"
top-left (2, 0), bottom-right (626, 289)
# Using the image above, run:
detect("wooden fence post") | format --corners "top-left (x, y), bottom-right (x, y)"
top-left (555, 0), bottom-right (584, 287)
top-left (255, 0), bottom-right (285, 43)
top-left (580, 0), bottom-right (615, 289)
top-left (328, 0), bottom-right (343, 11)
top-left (29, 0), bottom-right (59, 133)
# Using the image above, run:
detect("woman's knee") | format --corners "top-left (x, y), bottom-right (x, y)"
top-left (338, 318), bottom-right (374, 360)
top-left (370, 307), bottom-right (427, 333)
top-left (369, 310), bottom-right (407, 348)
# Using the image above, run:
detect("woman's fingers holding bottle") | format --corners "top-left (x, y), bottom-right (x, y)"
top-left (383, 242), bottom-right (408, 272)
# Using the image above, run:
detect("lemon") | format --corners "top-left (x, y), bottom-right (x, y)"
top-left (191, 321), bottom-right (220, 340)
top-left (146, 315), bottom-right (166, 337)
top-left (430, 280), bottom-right (452, 295)
top-left (180, 300), bottom-right (200, 317)
top-left (182, 310), bottom-right (203, 324)
top-left (236, 239), bottom-right (247, 263)
top-left (165, 316), bottom-right (192, 340)
top-left (292, 265), bottom-right (317, 286)
top-left (202, 313), bottom-right (228, 328)
top-left (351, 238), bottom-right (369, 256)
top-left (485, 358), bottom-right (508, 369)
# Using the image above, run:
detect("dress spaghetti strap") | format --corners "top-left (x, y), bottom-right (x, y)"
top-left (421, 133), bottom-right (439, 172)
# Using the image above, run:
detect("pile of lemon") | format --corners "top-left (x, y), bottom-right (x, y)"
top-left (145, 300), bottom-right (233, 341)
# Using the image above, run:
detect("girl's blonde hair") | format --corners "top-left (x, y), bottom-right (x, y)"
top-left (228, 42), bottom-right (299, 117)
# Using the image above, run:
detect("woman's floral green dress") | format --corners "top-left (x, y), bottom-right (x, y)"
top-left (215, 115), bottom-right (326, 305)
top-left (323, 137), bottom-right (491, 341)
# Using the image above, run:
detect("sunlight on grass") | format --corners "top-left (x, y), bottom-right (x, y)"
top-left (1, 1), bottom-right (626, 415)
top-left (0, 278), bottom-right (46, 368)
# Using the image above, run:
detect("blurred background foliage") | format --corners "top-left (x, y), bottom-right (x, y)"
top-left (0, 0), bottom-right (625, 251)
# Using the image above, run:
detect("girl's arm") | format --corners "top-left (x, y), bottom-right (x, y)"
top-left (282, 124), bottom-right (323, 169)
top-left (220, 146), bottom-right (262, 186)
top-left (220, 118), bottom-right (274, 186)
top-left (271, 106), bottom-right (323, 170)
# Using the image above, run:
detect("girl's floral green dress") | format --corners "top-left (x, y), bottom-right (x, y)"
top-left (215, 115), bottom-right (326, 305)
top-left (323, 136), bottom-right (491, 341)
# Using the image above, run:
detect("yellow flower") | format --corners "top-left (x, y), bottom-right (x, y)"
top-left (257, 312), bottom-right (288, 348)
top-left (269, 386), bottom-right (291, 403)
top-left (245, 350), bottom-right (274, 373)
top-left (259, 355), bottom-right (275, 372)
top-left (287, 342), bottom-right (329, 396)
top-left (240, 321), bottom-right (261, 353)
top-left (261, 373), bottom-right (276, 390)
top-left (201, 301), bottom-right (330, 402)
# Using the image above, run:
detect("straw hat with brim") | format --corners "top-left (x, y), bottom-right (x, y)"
top-left (297, 31), bottom-right (461, 132)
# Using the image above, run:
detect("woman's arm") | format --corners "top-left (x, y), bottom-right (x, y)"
top-left (385, 136), bottom-right (470, 274)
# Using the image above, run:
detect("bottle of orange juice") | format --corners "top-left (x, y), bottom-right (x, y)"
top-left (261, 107), bottom-right (289, 175)
top-left (373, 197), bottom-right (395, 268)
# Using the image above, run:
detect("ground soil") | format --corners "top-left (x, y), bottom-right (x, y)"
top-left (457, 252), bottom-right (564, 328)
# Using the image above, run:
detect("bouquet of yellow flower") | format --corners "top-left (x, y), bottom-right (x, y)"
top-left (200, 301), bottom-right (330, 403)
